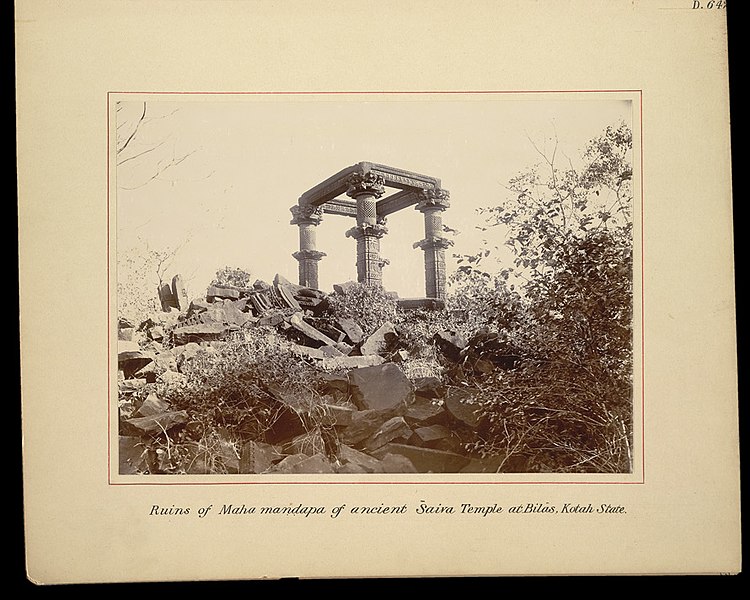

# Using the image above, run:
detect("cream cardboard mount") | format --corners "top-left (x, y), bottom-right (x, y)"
top-left (17, 0), bottom-right (740, 582)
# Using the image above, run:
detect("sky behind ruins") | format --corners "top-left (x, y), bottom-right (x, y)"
top-left (115, 95), bottom-right (632, 299)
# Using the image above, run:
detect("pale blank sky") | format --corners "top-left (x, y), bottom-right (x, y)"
top-left (115, 94), bottom-right (632, 299)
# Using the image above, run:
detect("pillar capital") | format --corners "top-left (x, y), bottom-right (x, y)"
top-left (290, 203), bottom-right (324, 226)
top-left (293, 249), bottom-right (327, 261)
top-left (345, 222), bottom-right (389, 240)
top-left (413, 236), bottom-right (454, 251)
top-left (345, 172), bottom-right (386, 199)
top-left (415, 188), bottom-right (451, 212)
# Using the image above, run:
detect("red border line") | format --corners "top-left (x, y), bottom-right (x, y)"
top-left (108, 89), bottom-right (645, 487)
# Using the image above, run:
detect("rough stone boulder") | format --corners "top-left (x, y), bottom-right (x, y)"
top-left (371, 443), bottom-right (471, 473)
top-left (443, 387), bottom-right (484, 428)
top-left (347, 363), bottom-right (414, 412)
top-left (359, 321), bottom-right (398, 356)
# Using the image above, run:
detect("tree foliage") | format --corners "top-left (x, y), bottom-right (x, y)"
top-left (450, 122), bottom-right (634, 472)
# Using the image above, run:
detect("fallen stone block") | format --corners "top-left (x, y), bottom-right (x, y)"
top-left (288, 312), bottom-right (338, 347)
top-left (172, 323), bottom-right (228, 346)
top-left (135, 393), bottom-right (171, 417)
top-left (118, 378), bottom-right (148, 394)
top-left (337, 318), bottom-right (364, 345)
top-left (433, 330), bottom-right (468, 362)
top-left (120, 410), bottom-right (189, 436)
top-left (171, 274), bottom-right (190, 311)
top-left (320, 355), bottom-right (387, 371)
top-left (206, 285), bottom-right (241, 301)
top-left (159, 283), bottom-right (178, 311)
top-left (414, 377), bottom-right (446, 399)
top-left (337, 408), bottom-right (400, 447)
top-left (371, 444), bottom-right (471, 473)
top-left (360, 321), bottom-right (398, 356)
top-left (380, 453), bottom-right (419, 473)
top-left (289, 453), bottom-right (335, 474)
top-left (147, 326), bottom-right (165, 342)
top-left (119, 436), bottom-right (149, 474)
top-left (275, 281), bottom-right (303, 311)
top-left (348, 362), bottom-right (414, 412)
top-left (409, 424), bottom-right (453, 447)
top-left (239, 441), bottom-right (280, 474)
top-left (404, 397), bottom-right (449, 427)
top-left (117, 342), bottom-right (155, 379)
top-left (336, 444), bottom-right (384, 473)
top-left (443, 388), bottom-right (483, 428)
top-left (364, 417), bottom-right (413, 452)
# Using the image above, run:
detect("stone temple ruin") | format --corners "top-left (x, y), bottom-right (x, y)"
top-left (290, 162), bottom-right (452, 301)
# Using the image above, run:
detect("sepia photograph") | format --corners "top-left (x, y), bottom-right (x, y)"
top-left (112, 94), bottom-right (639, 478)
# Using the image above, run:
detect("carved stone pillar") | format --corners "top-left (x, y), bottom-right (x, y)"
top-left (414, 188), bottom-right (452, 299)
top-left (345, 172), bottom-right (387, 286)
top-left (290, 204), bottom-right (325, 289)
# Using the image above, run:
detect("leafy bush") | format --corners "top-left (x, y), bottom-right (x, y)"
top-left (211, 266), bottom-right (253, 288)
top-left (324, 283), bottom-right (399, 336)
top-left (454, 122), bottom-right (634, 473)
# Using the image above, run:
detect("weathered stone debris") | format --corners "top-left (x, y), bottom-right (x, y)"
top-left (118, 271), bottom-right (518, 475)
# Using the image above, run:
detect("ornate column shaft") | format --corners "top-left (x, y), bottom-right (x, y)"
top-left (345, 172), bottom-right (387, 286)
top-left (414, 189), bottom-right (452, 299)
top-left (290, 204), bottom-right (326, 289)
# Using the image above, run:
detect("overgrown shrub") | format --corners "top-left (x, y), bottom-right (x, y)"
top-left (324, 283), bottom-right (398, 336)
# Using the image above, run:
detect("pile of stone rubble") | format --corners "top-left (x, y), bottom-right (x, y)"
top-left (118, 274), bottom-right (518, 474)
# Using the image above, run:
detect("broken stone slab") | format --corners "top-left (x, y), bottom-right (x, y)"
top-left (288, 453), bottom-right (335, 474)
top-left (287, 312), bottom-right (338, 347)
top-left (117, 342), bottom-right (155, 379)
top-left (172, 323), bottom-right (228, 346)
top-left (239, 441), bottom-right (280, 474)
top-left (337, 444), bottom-right (384, 473)
top-left (433, 330), bottom-right (469, 362)
top-left (380, 453), bottom-right (419, 473)
top-left (320, 355), bottom-right (387, 371)
top-left (119, 436), bottom-right (149, 474)
top-left (409, 424), bottom-right (453, 447)
top-left (257, 310), bottom-right (286, 327)
top-left (337, 318), bottom-right (364, 345)
top-left (337, 408), bottom-right (401, 447)
top-left (348, 362), bottom-right (414, 412)
top-left (290, 344), bottom-right (344, 361)
top-left (118, 378), bottom-right (148, 394)
top-left (159, 283), bottom-right (178, 311)
top-left (120, 410), bottom-right (189, 436)
top-left (359, 321), bottom-right (398, 356)
top-left (363, 417), bottom-right (413, 452)
top-left (371, 444), bottom-right (471, 473)
top-left (171, 274), bottom-right (190, 311)
top-left (135, 393), bottom-right (171, 417)
top-left (276, 283), bottom-right (303, 312)
top-left (265, 453), bottom-right (307, 473)
top-left (206, 285), bottom-right (242, 301)
top-left (305, 319), bottom-right (346, 343)
top-left (186, 299), bottom-right (212, 319)
top-left (413, 377), bottom-right (446, 399)
top-left (443, 388), bottom-right (483, 428)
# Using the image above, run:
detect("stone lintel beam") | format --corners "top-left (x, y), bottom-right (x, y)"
top-left (376, 190), bottom-right (421, 217)
top-left (299, 162), bottom-right (441, 207)
top-left (321, 198), bottom-right (358, 218)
